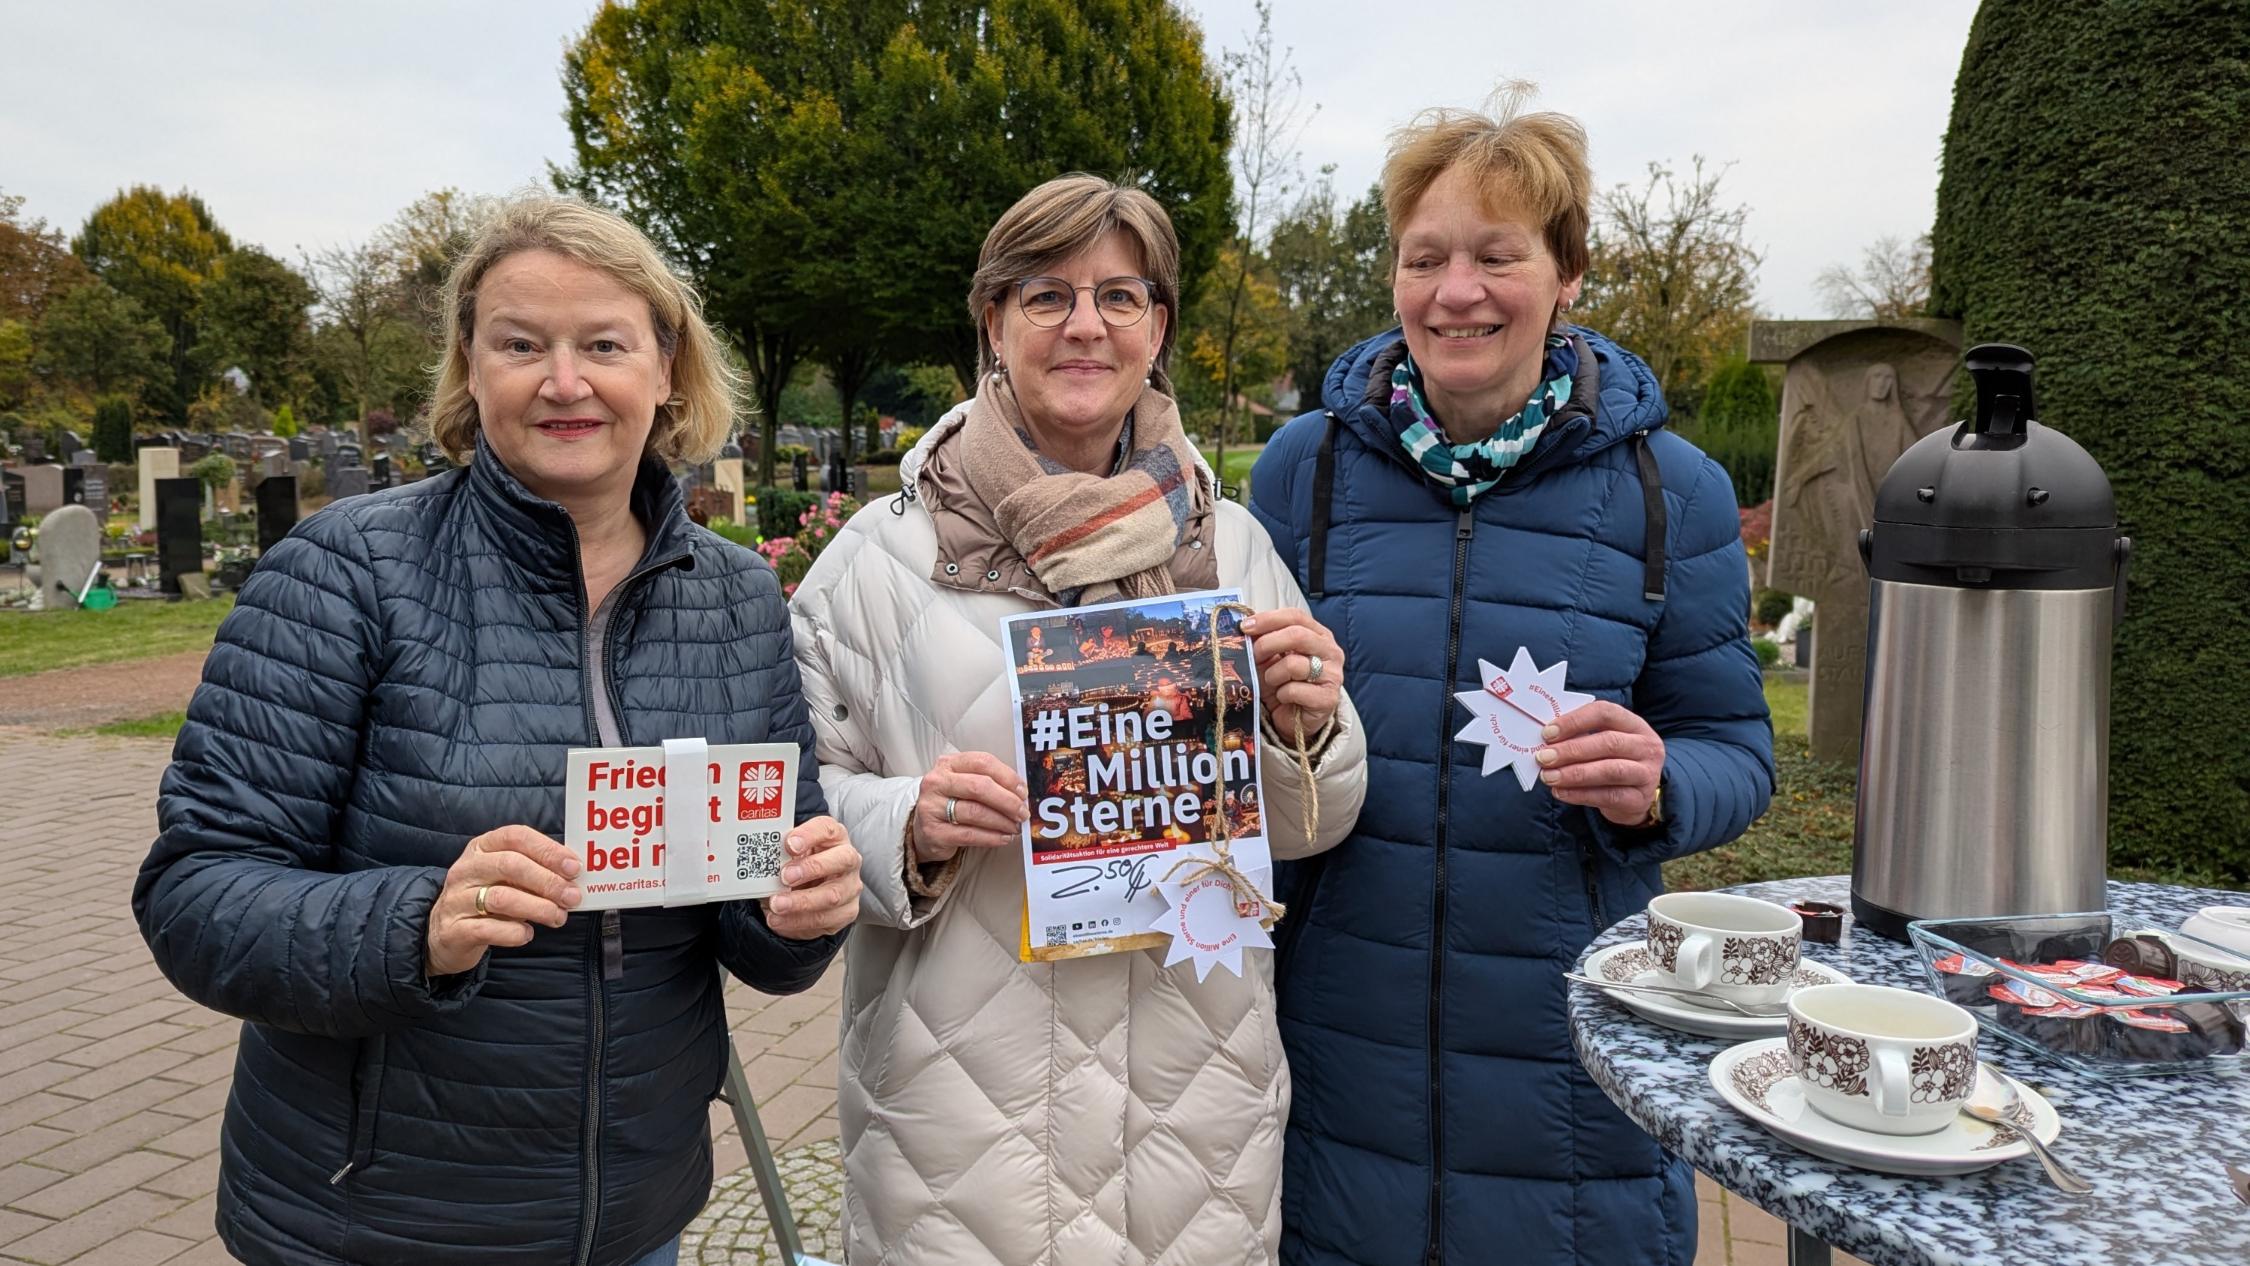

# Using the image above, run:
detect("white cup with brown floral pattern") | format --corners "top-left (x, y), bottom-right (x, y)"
top-left (1786, 984), bottom-right (1978, 1136)
top-left (1644, 892), bottom-right (1803, 1008)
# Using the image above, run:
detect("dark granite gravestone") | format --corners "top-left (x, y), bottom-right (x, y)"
top-left (60, 466), bottom-right (84, 507)
top-left (791, 450), bottom-right (809, 492)
top-left (287, 436), bottom-right (309, 462)
top-left (80, 467), bottom-right (107, 513)
top-left (334, 443), bottom-right (363, 469)
top-left (316, 430), bottom-right (339, 462)
top-left (256, 476), bottom-right (299, 553)
top-left (1, 469), bottom-right (23, 525)
top-left (155, 477), bottom-right (203, 595)
top-left (22, 434), bottom-right (45, 463)
top-left (178, 435), bottom-right (211, 463)
top-left (222, 432), bottom-right (253, 461)
top-left (328, 465), bottom-right (371, 501)
top-left (370, 453), bottom-right (391, 489)
top-left (56, 430), bottom-right (84, 462)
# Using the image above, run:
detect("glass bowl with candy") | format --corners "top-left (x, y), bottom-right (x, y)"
top-left (1906, 911), bottom-right (2250, 1078)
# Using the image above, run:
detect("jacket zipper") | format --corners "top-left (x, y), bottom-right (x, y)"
top-left (571, 548), bottom-right (689, 1266)
top-left (1426, 506), bottom-right (1475, 1266)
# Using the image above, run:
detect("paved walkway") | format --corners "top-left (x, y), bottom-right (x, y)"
top-left (0, 722), bottom-right (1852, 1265)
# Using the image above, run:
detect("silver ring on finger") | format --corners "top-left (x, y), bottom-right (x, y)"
top-left (943, 796), bottom-right (958, 826)
top-left (474, 884), bottom-right (493, 918)
top-left (1306, 653), bottom-right (1324, 684)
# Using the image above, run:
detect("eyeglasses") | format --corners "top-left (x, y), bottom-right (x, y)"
top-left (1015, 276), bottom-right (1156, 328)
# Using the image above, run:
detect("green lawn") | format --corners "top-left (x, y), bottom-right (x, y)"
top-left (0, 598), bottom-right (235, 678)
top-left (1663, 676), bottom-right (1851, 892)
top-left (85, 711), bottom-right (186, 739)
top-left (1199, 445), bottom-right (1263, 499)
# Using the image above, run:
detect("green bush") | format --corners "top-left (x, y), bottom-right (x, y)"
top-left (894, 425), bottom-right (926, 453)
top-left (1750, 636), bottom-right (1781, 669)
top-left (862, 448), bottom-right (902, 467)
top-left (1930, 0), bottom-right (2250, 877)
top-left (188, 452), bottom-right (237, 489)
top-left (703, 517), bottom-right (756, 548)
top-left (752, 486), bottom-right (820, 541)
top-left (272, 403), bottom-right (300, 438)
top-left (92, 396), bottom-right (133, 463)
top-left (1680, 357), bottom-right (1777, 507)
top-left (1753, 588), bottom-right (1794, 628)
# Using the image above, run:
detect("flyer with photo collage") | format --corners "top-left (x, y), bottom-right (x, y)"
top-left (1000, 589), bottom-right (1269, 962)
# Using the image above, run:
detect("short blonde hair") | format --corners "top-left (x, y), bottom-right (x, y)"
top-left (968, 174), bottom-right (1181, 392)
top-left (425, 194), bottom-right (740, 465)
top-left (1381, 84), bottom-right (1592, 284)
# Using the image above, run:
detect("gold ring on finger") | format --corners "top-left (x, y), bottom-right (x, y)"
top-left (474, 884), bottom-right (492, 917)
top-left (1306, 654), bottom-right (1324, 684)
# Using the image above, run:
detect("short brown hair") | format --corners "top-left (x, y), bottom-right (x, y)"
top-left (424, 194), bottom-right (741, 465)
top-left (1381, 84), bottom-right (1592, 284)
top-left (968, 174), bottom-right (1180, 392)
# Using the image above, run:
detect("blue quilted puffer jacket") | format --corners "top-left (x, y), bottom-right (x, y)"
top-left (134, 442), bottom-right (844, 1265)
top-left (1249, 328), bottom-right (1774, 1266)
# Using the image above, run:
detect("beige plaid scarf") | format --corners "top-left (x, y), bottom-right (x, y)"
top-left (957, 381), bottom-right (1208, 605)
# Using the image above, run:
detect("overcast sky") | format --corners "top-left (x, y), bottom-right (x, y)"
top-left (0, 0), bottom-right (1975, 320)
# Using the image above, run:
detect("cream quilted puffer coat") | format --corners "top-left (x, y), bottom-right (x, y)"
top-left (790, 407), bottom-right (1367, 1266)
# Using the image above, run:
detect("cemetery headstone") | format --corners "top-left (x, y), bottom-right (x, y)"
top-left (334, 442), bottom-right (363, 469)
top-left (255, 475), bottom-right (299, 553)
top-left (21, 465), bottom-right (63, 516)
top-left (56, 430), bottom-right (84, 462)
top-left (70, 449), bottom-right (97, 466)
top-left (154, 477), bottom-right (203, 595)
top-left (1, 469), bottom-right (23, 526)
top-left (80, 467), bottom-right (107, 513)
top-left (387, 432), bottom-right (411, 460)
top-left (317, 431), bottom-right (339, 462)
top-left (34, 504), bottom-right (102, 609)
top-left (22, 434), bottom-right (45, 463)
top-left (1754, 317), bottom-right (1962, 762)
top-left (137, 447), bottom-right (181, 532)
top-left (222, 432), bottom-right (253, 461)
top-left (791, 450), bottom-right (809, 492)
top-left (288, 436), bottom-right (309, 462)
top-left (712, 455), bottom-right (746, 526)
top-left (178, 435), bottom-right (211, 463)
top-left (370, 453), bottom-right (391, 489)
top-left (60, 466), bottom-right (84, 507)
top-left (329, 465), bottom-right (371, 502)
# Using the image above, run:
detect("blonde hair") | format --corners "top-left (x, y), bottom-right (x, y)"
top-left (425, 194), bottom-right (741, 465)
top-left (968, 174), bottom-right (1180, 392)
top-left (1381, 84), bottom-right (1592, 285)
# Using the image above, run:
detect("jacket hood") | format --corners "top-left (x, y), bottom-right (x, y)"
top-left (1318, 325), bottom-right (1671, 480)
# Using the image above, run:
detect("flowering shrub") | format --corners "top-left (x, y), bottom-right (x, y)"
top-left (758, 491), bottom-right (858, 597)
top-left (1739, 499), bottom-right (1773, 562)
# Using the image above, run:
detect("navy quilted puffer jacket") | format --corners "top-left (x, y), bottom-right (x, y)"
top-left (1249, 328), bottom-right (1773, 1266)
top-left (133, 443), bottom-right (843, 1265)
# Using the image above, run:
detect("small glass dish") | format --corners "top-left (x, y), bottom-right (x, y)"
top-left (1906, 910), bottom-right (2250, 1078)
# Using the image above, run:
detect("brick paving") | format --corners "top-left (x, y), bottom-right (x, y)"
top-left (0, 716), bottom-right (1856, 1265)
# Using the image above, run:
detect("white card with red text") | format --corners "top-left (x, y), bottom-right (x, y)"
top-left (1452, 648), bottom-right (1596, 790)
top-left (565, 741), bottom-right (798, 910)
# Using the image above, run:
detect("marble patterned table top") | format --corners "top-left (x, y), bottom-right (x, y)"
top-left (1568, 875), bottom-right (2250, 1266)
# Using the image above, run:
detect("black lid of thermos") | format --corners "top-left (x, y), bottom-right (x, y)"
top-left (1860, 344), bottom-right (2130, 593)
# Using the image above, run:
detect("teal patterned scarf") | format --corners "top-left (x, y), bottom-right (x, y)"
top-left (1392, 334), bottom-right (1576, 507)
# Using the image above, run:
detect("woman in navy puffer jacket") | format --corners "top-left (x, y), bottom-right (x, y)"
top-left (134, 196), bottom-right (863, 1265)
top-left (1249, 96), bottom-right (1774, 1266)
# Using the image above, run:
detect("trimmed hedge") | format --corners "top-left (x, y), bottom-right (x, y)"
top-left (1679, 357), bottom-right (1778, 507)
top-left (1930, 0), bottom-right (2250, 877)
top-left (752, 486), bottom-right (821, 542)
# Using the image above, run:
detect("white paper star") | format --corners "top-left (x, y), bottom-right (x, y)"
top-left (1148, 870), bottom-right (1277, 982)
top-left (1452, 647), bottom-right (1597, 790)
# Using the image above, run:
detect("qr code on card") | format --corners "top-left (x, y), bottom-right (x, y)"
top-left (1044, 924), bottom-right (1070, 947)
top-left (733, 829), bottom-right (783, 881)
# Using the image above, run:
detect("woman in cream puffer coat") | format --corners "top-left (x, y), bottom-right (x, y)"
top-left (793, 403), bottom-right (1366, 1265)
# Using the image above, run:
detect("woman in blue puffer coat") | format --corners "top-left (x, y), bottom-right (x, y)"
top-left (1249, 95), bottom-right (1774, 1266)
top-left (133, 196), bottom-right (863, 1266)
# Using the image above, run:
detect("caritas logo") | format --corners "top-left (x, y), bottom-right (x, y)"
top-left (737, 761), bottom-right (786, 821)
